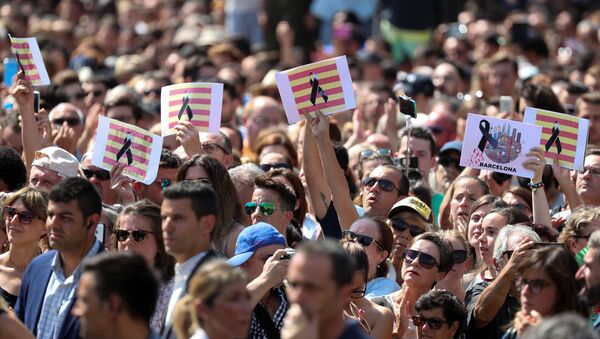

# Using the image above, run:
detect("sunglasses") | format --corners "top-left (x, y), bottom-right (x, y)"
top-left (85, 90), bottom-right (105, 98)
top-left (184, 178), bottom-right (211, 185)
top-left (144, 88), bottom-right (161, 96)
top-left (3, 207), bottom-right (36, 224)
top-left (51, 118), bottom-right (81, 127)
top-left (349, 289), bottom-right (366, 299)
top-left (260, 163), bottom-right (290, 172)
top-left (342, 230), bottom-right (384, 250)
top-left (155, 178), bottom-right (172, 190)
top-left (360, 148), bottom-right (392, 161)
top-left (201, 142), bottom-right (230, 155)
top-left (402, 249), bottom-right (439, 269)
top-left (516, 278), bottom-right (552, 294)
top-left (82, 168), bottom-right (111, 181)
top-left (244, 202), bottom-right (277, 216)
top-left (412, 315), bottom-right (449, 330)
top-left (438, 156), bottom-right (464, 170)
top-left (362, 176), bottom-right (400, 192)
top-left (69, 92), bottom-right (86, 100)
top-left (452, 249), bottom-right (467, 264)
top-left (114, 229), bottom-right (154, 243)
top-left (390, 218), bottom-right (425, 237)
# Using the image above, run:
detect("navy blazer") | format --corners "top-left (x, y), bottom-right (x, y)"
top-left (15, 243), bottom-right (103, 339)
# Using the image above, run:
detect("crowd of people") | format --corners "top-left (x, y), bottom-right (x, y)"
top-left (0, 0), bottom-right (600, 338)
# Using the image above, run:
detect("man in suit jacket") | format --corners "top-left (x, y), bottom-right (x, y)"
top-left (160, 181), bottom-right (218, 338)
top-left (15, 177), bottom-right (103, 339)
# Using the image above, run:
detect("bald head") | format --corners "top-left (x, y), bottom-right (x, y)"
top-left (243, 96), bottom-right (285, 150)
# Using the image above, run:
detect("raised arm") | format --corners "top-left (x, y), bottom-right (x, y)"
top-left (552, 154), bottom-right (582, 211)
top-left (302, 119), bottom-right (331, 219)
top-left (523, 147), bottom-right (552, 228)
top-left (12, 71), bottom-right (41, 175)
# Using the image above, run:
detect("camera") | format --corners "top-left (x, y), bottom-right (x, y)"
top-left (394, 156), bottom-right (422, 181)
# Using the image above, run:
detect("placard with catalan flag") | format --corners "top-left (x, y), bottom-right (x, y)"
top-left (9, 35), bottom-right (50, 86)
top-left (160, 82), bottom-right (223, 136)
top-left (275, 55), bottom-right (356, 124)
top-left (91, 116), bottom-right (163, 185)
top-left (523, 107), bottom-right (589, 171)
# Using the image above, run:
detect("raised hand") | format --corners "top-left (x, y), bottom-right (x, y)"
top-left (174, 121), bottom-right (202, 156)
top-left (110, 163), bottom-right (136, 204)
top-left (305, 109), bottom-right (330, 140)
top-left (53, 125), bottom-right (77, 155)
top-left (523, 147), bottom-right (546, 183)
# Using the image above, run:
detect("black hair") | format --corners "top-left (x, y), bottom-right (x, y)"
top-left (415, 290), bottom-right (466, 336)
top-left (162, 181), bottom-right (217, 220)
top-left (0, 146), bottom-right (26, 191)
top-left (412, 232), bottom-right (454, 274)
top-left (297, 239), bottom-right (355, 287)
top-left (81, 252), bottom-right (159, 324)
top-left (400, 126), bottom-right (437, 156)
top-left (49, 177), bottom-right (102, 220)
top-left (254, 175), bottom-right (297, 212)
top-left (159, 148), bottom-right (182, 169)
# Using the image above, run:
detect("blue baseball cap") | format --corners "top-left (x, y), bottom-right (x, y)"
top-left (227, 222), bottom-right (286, 267)
top-left (439, 140), bottom-right (463, 156)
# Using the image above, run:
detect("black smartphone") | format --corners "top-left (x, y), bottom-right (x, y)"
top-left (33, 90), bottom-right (40, 113)
top-left (398, 95), bottom-right (416, 118)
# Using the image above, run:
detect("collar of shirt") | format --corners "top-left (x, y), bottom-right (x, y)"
top-left (174, 251), bottom-right (207, 282)
top-left (50, 241), bottom-right (102, 282)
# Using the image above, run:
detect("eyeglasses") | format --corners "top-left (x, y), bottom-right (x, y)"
top-left (452, 249), bottom-right (467, 264)
top-left (244, 202), bottom-right (277, 216)
top-left (342, 230), bottom-right (384, 250)
top-left (574, 233), bottom-right (592, 241)
top-left (3, 207), bottom-right (36, 224)
top-left (412, 315), bottom-right (449, 330)
top-left (114, 229), bottom-right (154, 243)
top-left (349, 289), bottom-right (366, 298)
top-left (359, 148), bottom-right (392, 161)
top-left (201, 142), bottom-right (230, 155)
top-left (69, 92), bottom-right (86, 100)
top-left (362, 176), bottom-right (401, 192)
top-left (390, 218), bottom-right (425, 237)
top-left (51, 118), bottom-right (81, 127)
top-left (155, 178), bottom-right (172, 190)
top-left (581, 167), bottom-right (600, 176)
top-left (517, 278), bottom-right (552, 294)
top-left (85, 90), bottom-right (105, 98)
top-left (184, 178), bottom-right (211, 185)
top-left (260, 163), bottom-right (291, 172)
top-left (402, 249), bottom-right (439, 269)
top-left (143, 88), bottom-right (161, 96)
top-left (438, 156), bottom-right (464, 171)
top-left (82, 168), bottom-right (111, 181)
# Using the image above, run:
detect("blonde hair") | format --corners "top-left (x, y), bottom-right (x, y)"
top-left (172, 259), bottom-right (247, 338)
top-left (559, 206), bottom-right (600, 244)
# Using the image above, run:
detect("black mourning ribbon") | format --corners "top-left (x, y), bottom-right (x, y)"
top-left (478, 120), bottom-right (498, 152)
top-left (545, 122), bottom-right (562, 153)
top-left (177, 92), bottom-right (193, 121)
top-left (309, 73), bottom-right (328, 106)
top-left (116, 133), bottom-right (133, 166)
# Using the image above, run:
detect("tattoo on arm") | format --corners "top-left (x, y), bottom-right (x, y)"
top-left (320, 192), bottom-right (329, 210)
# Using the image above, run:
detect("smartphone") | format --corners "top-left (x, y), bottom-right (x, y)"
top-left (499, 96), bottom-right (513, 113)
top-left (281, 248), bottom-right (295, 260)
top-left (3, 58), bottom-right (18, 87)
top-left (33, 91), bottom-right (40, 113)
top-left (394, 156), bottom-right (419, 169)
top-left (95, 223), bottom-right (105, 245)
top-left (398, 95), bottom-right (416, 118)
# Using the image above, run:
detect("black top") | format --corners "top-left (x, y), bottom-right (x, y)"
top-left (338, 320), bottom-right (371, 339)
top-left (317, 203), bottom-right (343, 239)
top-left (0, 285), bottom-right (17, 309)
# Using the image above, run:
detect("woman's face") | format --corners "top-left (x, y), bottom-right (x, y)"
top-left (391, 213), bottom-right (428, 261)
top-left (401, 239), bottom-right (442, 289)
top-left (478, 212), bottom-right (508, 266)
top-left (450, 179), bottom-right (485, 230)
top-left (467, 205), bottom-right (491, 260)
top-left (503, 192), bottom-right (532, 218)
top-left (116, 214), bottom-right (158, 266)
top-left (520, 268), bottom-right (557, 317)
top-left (5, 199), bottom-right (45, 246)
top-left (443, 236), bottom-right (468, 281)
top-left (350, 219), bottom-right (386, 281)
top-left (184, 165), bottom-right (210, 182)
top-left (348, 270), bottom-right (367, 302)
top-left (199, 279), bottom-right (252, 338)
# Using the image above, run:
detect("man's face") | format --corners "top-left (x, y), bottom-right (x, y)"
top-left (415, 307), bottom-right (458, 339)
top-left (489, 61), bottom-right (517, 96)
top-left (142, 78), bottom-right (167, 102)
top-left (2, 126), bottom-right (22, 154)
top-left (362, 166), bottom-right (403, 218)
top-left (241, 244), bottom-right (285, 281)
top-left (83, 82), bottom-right (107, 110)
top-left (221, 91), bottom-right (238, 124)
top-left (244, 97), bottom-right (284, 149)
top-left (62, 82), bottom-right (87, 113)
top-left (433, 63), bottom-right (462, 96)
top-left (49, 104), bottom-right (84, 140)
top-left (72, 273), bottom-right (111, 339)
top-left (576, 248), bottom-right (600, 306)
top-left (250, 188), bottom-right (290, 235)
top-left (29, 166), bottom-right (63, 192)
top-left (578, 102), bottom-right (600, 146)
top-left (161, 198), bottom-right (212, 263)
top-left (576, 155), bottom-right (600, 205)
top-left (46, 200), bottom-right (89, 252)
top-left (287, 252), bottom-right (346, 319)
top-left (141, 167), bottom-right (178, 205)
top-left (398, 136), bottom-right (435, 180)
top-left (106, 105), bottom-right (136, 125)
top-left (202, 134), bottom-right (232, 168)
top-left (81, 157), bottom-right (117, 204)
top-left (435, 151), bottom-right (461, 193)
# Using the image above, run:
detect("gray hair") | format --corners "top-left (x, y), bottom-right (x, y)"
top-left (522, 312), bottom-right (600, 339)
top-left (493, 224), bottom-right (542, 262)
top-left (228, 163), bottom-right (264, 186)
top-left (588, 230), bottom-right (600, 262)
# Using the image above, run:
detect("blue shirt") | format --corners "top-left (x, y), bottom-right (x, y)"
top-left (365, 277), bottom-right (401, 299)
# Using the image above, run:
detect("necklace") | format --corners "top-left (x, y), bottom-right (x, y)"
top-left (7, 257), bottom-right (27, 272)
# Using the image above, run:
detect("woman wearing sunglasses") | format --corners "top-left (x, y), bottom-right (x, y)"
top-left (502, 246), bottom-right (586, 338)
top-left (176, 155), bottom-right (244, 257)
top-left (112, 200), bottom-right (175, 333)
top-left (341, 241), bottom-right (394, 339)
top-left (344, 217), bottom-right (398, 298)
top-left (0, 187), bottom-right (48, 308)
top-left (436, 231), bottom-right (469, 302)
top-left (373, 232), bottom-right (453, 338)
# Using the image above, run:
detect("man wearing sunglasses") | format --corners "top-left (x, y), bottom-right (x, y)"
top-left (249, 176), bottom-right (296, 238)
top-left (48, 103), bottom-right (84, 156)
top-left (132, 149), bottom-right (181, 206)
top-left (414, 290), bottom-right (466, 339)
top-left (434, 141), bottom-right (463, 195)
top-left (80, 152), bottom-right (119, 205)
top-left (30, 146), bottom-right (80, 193)
top-left (362, 165), bottom-right (409, 219)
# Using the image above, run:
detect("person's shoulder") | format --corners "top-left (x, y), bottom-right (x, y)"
top-left (27, 250), bottom-right (56, 268)
top-left (367, 299), bottom-right (394, 324)
top-left (339, 321), bottom-right (371, 339)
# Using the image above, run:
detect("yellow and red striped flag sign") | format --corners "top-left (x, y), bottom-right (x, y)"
top-left (276, 55), bottom-right (356, 124)
top-left (524, 106), bottom-right (589, 171)
top-left (8, 35), bottom-right (50, 86)
top-left (91, 116), bottom-right (163, 185)
top-left (160, 82), bottom-right (223, 136)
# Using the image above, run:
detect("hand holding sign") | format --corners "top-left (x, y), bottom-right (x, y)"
top-left (9, 35), bottom-right (50, 86)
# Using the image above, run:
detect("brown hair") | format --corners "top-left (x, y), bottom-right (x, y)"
top-left (254, 128), bottom-right (299, 168)
top-left (265, 168), bottom-right (307, 226)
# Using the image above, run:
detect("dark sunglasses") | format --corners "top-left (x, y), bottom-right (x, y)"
top-left (82, 168), bottom-right (111, 181)
top-left (114, 229), bottom-right (153, 243)
top-left (202, 142), bottom-right (230, 155)
top-left (155, 178), bottom-right (172, 190)
top-left (342, 230), bottom-right (384, 250)
top-left (69, 92), bottom-right (86, 100)
top-left (412, 315), bottom-right (449, 330)
top-left (85, 90), bottom-right (104, 98)
top-left (452, 249), bottom-right (467, 264)
top-left (362, 176), bottom-right (400, 192)
top-left (3, 207), bottom-right (36, 224)
top-left (402, 249), bottom-right (439, 269)
top-left (144, 88), bottom-right (161, 96)
top-left (260, 163), bottom-right (291, 172)
top-left (390, 218), bottom-right (425, 237)
top-left (244, 202), bottom-right (276, 216)
top-left (51, 118), bottom-right (81, 127)
top-left (438, 156), bottom-right (464, 170)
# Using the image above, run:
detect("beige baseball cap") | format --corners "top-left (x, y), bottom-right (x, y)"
top-left (388, 196), bottom-right (432, 222)
top-left (32, 146), bottom-right (80, 178)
